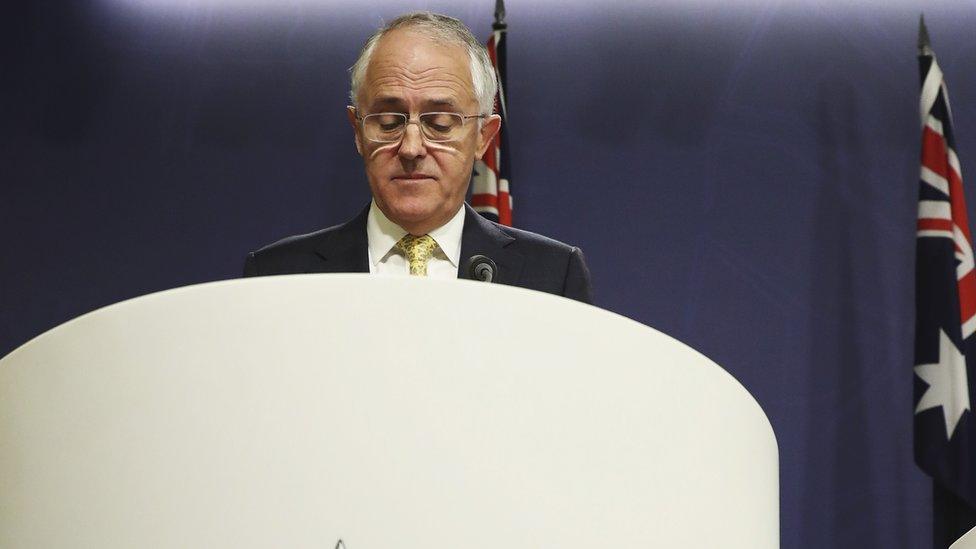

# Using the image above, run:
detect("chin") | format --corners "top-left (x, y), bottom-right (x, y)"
top-left (385, 200), bottom-right (438, 225)
top-left (373, 181), bottom-right (457, 229)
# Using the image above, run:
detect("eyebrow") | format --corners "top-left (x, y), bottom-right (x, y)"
top-left (367, 97), bottom-right (460, 111)
top-left (424, 99), bottom-right (458, 108)
top-left (370, 96), bottom-right (406, 109)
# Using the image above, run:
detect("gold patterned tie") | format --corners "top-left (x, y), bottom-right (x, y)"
top-left (395, 234), bottom-right (438, 276)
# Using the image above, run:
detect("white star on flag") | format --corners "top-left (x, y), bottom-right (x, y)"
top-left (915, 328), bottom-right (972, 439)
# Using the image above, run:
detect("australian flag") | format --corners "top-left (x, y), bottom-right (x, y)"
top-left (914, 16), bottom-right (976, 546)
top-left (471, 0), bottom-right (513, 226)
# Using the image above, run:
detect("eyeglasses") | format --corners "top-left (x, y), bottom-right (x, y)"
top-left (357, 112), bottom-right (487, 143)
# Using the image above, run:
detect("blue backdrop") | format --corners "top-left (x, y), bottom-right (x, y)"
top-left (5, 1), bottom-right (976, 547)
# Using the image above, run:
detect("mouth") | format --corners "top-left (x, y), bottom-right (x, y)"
top-left (392, 174), bottom-right (435, 182)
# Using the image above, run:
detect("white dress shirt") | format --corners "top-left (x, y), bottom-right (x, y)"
top-left (366, 200), bottom-right (465, 279)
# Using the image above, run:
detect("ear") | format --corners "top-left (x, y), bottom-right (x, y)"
top-left (346, 106), bottom-right (364, 156)
top-left (475, 114), bottom-right (502, 160)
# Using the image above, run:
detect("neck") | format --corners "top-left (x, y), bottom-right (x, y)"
top-left (388, 205), bottom-right (463, 236)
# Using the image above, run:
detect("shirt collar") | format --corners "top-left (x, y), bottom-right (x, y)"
top-left (366, 201), bottom-right (466, 268)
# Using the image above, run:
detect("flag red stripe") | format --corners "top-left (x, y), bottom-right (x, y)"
top-left (487, 33), bottom-right (498, 66)
top-left (918, 219), bottom-right (953, 232)
top-left (497, 189), bottom-right (512, 226)
top-left (949, 171), bottom-right (974, 244)
top-left (921, 124), bottom-right (973, 245)
top-left (471, 193), bottom-right (499, 208)
top-left (921, 126), bottom-right (964, 192)
top-left (922, 127), bottom-right (949, 179)
top-left (959, 273), bottom-right (976, 323)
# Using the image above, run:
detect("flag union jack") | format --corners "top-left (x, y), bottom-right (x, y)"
top-left (914, 22), bottom-right (976, 508)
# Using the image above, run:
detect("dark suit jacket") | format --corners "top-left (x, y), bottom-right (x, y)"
top-left (243, 203), bottom-right (593, 304)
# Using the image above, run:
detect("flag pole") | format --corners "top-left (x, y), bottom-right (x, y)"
top-left (918, 14), bottom-right (931, 55)
top-left (494, 0), bottom-right (506, 30)
top-left (492, 0), bottom-right (508, 120)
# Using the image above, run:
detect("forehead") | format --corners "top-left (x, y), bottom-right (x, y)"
top-left (361, 29), bottom-right (476, 108)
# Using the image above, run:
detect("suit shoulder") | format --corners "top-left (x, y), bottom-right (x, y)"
top-left (243, 223), bottom-right (347, 278)
top-left (244, 207), bottom-right (370, 277)
top-left (249, 223), bottom-right (343, 257)
top-left (495, 223), bottom-right (580, 254)
top-left (486, 220), bottom-right (592, 304)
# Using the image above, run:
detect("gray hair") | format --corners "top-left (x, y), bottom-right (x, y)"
top-left (349, 12), bottom-right (498, 115)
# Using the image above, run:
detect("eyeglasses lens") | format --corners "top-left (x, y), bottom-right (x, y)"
top-left (363, 113), bottom-right (465, 143)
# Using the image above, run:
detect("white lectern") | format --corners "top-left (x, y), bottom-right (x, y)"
top-left (0, 275), bottom-right (778, 548)
top-left (953, 526), bottom-right (976, 549)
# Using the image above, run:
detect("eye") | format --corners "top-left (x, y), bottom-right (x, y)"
top-left (370, 114), bottom-right (404, 131)
top-left (422, 113), bottom-right (460, 133)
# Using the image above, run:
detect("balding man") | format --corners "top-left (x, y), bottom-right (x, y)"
top-left (244, 12), bottom-right (592, 303)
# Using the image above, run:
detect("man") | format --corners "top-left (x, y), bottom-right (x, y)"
top-left (244, 12), bottom-right (592, 304)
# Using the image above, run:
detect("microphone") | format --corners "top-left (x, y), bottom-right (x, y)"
top-left (465, 255), bottom-right (498, 283)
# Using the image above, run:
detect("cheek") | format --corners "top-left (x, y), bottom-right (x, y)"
top-left (366, 143), bottom-right (399, 163)
top-left (427, 145), bottom-right (471, 183)
top-left (363, 149), bottom-right (401, 188)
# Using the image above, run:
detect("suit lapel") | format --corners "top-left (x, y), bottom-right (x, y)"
top-left (458, 203), bottom-right (523, 285)
top-left (313, 206), bottom-right (370, 273)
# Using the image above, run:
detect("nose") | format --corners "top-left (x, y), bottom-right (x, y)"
top-left (397, 121), bottom-right (427, 160)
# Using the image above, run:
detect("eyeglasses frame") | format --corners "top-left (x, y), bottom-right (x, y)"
top-left (354, 110), bottom-right (488, 143)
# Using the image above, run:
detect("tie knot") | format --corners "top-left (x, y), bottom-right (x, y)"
top-left (395, 234), bottom-right (437, 276)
